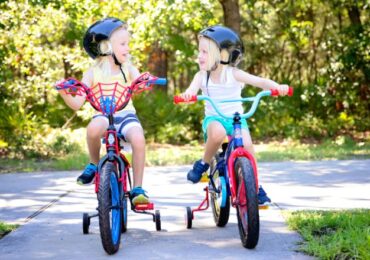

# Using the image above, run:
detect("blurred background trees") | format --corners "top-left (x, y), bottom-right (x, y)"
top-left (0, 0), bottom-right (368, 158)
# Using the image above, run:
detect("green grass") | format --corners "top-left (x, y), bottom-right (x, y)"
top-left (255, 138), bottom-right (370, 161)
top-left (285, 209), bottom-right (370, 259)
top-left (0, 221), bottom-right (19, 239)
top-left (0, 139), bottom-right (369, 173)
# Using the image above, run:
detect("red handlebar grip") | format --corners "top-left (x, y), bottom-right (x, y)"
top-left (288, 87), bottom-right (294, 96)
top-left (173, 95), bottom-right (197, 104)
top-left (270, 89), bottom-right (279, 96)
top-left (271, 87), bottom-right (294, 97)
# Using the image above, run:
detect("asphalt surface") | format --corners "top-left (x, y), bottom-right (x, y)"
top-left (0, 159), bottom-right (369, 259)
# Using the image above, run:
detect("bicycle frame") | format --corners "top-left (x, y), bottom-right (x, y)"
top-left (94, 114), bottom-right (130, 195)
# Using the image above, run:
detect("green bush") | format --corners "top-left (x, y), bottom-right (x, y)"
top-left (134, 90), bottom-right (203, 144)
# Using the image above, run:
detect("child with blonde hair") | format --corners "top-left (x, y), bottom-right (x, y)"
top-left (180, 25), bottom-right (289, 205)
top-left (58, 17), bottom-right (149, 206)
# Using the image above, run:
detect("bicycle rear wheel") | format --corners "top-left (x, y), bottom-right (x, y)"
top-left (210, 155), bottom-right (230, 227)
top-left (234, 157), bottom-right (259, 249)
top-left (98, 162), bottom-right (122, 255)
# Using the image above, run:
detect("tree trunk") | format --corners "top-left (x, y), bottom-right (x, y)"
top-left (218, 0), bottom-right (241, 33)
top-left (147, 43), bottom-right (168, 92)
top-left (346, 4), bottom-right (369, 84)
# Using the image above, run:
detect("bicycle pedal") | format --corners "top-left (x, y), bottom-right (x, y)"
top-left (200, 173), bottom-right (209, 183)
top-left (259, 204), bottom-right (269, 210)
top-left (135, 203), bottom-right (154, 211)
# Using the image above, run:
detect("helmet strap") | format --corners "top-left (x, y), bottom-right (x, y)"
top-left (113, 54), bottom-right (127, 83)
top-left (220, 61), bottom-right (229, 65)
top-left (113, 53), bottom-right (121, 66)
top-left (205, 62), bottom-right (219, 90)
top-left (205, 70), bottom-right (211, 95)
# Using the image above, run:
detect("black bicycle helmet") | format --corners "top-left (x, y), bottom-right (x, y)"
top-left (199, 25), bottom-right (244, 66)
top-left (83, 17), bottom-right (126, 59)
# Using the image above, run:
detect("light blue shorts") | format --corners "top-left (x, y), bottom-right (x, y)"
top-left (202, 115), bottom-right (248, 141)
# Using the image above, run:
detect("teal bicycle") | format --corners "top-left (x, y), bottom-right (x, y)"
top-left (174, 87), bottom-right (293, 249)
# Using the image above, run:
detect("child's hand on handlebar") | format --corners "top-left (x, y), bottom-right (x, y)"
top-left (55, 79), bottom-right (66, 94)
top-left (272, 84), bottom-right (290, 96)
top-left (179, 92), bottom-right (195, 102)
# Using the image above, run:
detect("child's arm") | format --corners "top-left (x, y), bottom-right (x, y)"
top-left (57, 69), bottom-right (92, 110)
top-left (180, 71), bottom-right (202, 100)
top-left (128, 65), bottom-right (140, 80)
top-left (233, 68), bottom-right (289, 95)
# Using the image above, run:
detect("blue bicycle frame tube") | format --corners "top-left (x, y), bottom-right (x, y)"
top-left (196, 90), bottom-right (272, 120)
top-left (233, 117), bottom-right (243, 148)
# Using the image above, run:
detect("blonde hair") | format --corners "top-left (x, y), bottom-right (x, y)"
top-left (200, 36), bottom-right (229, 82)
top-left (93, 25), bottom-right (130, 77)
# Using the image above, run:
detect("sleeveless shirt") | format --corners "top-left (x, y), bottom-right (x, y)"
top-left (91, 65), bottom-right (136, 114)
top-left (200, 67), bottom-right (244, 117)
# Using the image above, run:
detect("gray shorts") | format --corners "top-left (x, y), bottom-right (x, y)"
top-left (93, 111), bottom-right (142, 141)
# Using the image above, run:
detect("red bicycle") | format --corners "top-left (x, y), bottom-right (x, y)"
top-left (174, 87), bottom-right (293, 249)
top-left (56, 72), bottom-right (166, 254)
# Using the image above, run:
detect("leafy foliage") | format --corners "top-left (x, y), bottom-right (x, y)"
top-left (0, 0), bottom-right (368, 158)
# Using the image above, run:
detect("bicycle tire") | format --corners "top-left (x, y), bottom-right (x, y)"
top-left (98, 162), bottom-right (122, 255)
top-left (210, 155), bottom-right (230, 227)
top-left (234, 157), bottom-right (259, 249)
top-left (82, 213), bottom-right (90, 234)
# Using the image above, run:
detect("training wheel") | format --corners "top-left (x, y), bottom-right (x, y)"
top-left (82, 213), bottom-right (90, 234)
top-left (155, 210), bottom-right (161, 231)
top-left (185, 206), bottom-right (192, 229)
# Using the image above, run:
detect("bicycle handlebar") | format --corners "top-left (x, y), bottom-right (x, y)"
top-left (55, 72), bottom-right (167, 114)
top-left (173, 87), bottom-right (293, 120)
top-left (150, 78), bottom-right (167, 85)
top-left (270, 87), bottom-right (294, 97)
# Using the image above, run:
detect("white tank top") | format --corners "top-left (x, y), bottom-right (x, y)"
top-left (200, 67), bottom-right (244, 117)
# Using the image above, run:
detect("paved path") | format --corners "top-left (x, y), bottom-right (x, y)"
top-left (0, 160), bottom-right (369, 259)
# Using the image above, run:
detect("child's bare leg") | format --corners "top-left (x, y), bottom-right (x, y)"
top-left (187, 121), bottom-right (225, 183)
top-left (77, 117), bottom-right (108, 185)
top-left (242, 129), bottom-right (271, 204)
top-left (86, 117), bottom-right (109, 165)
top-left (241, 129), bottom-right (255, 158)
top-left (125, 126), bottom-right (145, 187)
top-left (203, 121), bottom-right (227, 163)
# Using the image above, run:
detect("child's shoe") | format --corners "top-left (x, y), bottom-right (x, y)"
top-left (258, 185), bottom-right (272, 205)
top-left (187, 159), bottom-right (210, 183)
top-left (77, 163), bottom-right (97, 185)
top-left (130, 186), bottom-right (149, 206)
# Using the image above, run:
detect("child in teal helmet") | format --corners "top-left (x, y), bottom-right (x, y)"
top-left (57, 18), bottom-right (149, 206)
top-left (180, 25), bottom-right (290, 205)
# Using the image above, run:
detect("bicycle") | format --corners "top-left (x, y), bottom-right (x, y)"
top-left (56, 72), bottom-right (166, 255)
top-left (174, 87), bottom-right (293, 249)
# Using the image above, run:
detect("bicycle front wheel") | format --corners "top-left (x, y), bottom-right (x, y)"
top-left (98, 162), bottom-right (122, 255)
top-left (234, 157), bottom-right (259, 249)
